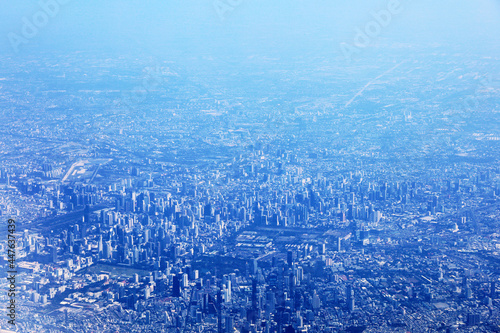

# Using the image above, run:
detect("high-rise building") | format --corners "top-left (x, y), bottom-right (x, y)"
top-left (287, 250), bottom-right (293, 267)
top-left (312, 291), bottom-right (321, 310)
top-left (83, 204), bottom-right (91, 223)
top-left (51, 245), bottom-right (58, 263)
top-left (225, 315), bottom-right (234, 333)
top-left (225, 280), bottom-right (232, 302)
top-left (467, 313), bottom-right (480, 326)
top-left (172, 274), bottom-right (181, 297)
top-left (266, 290), bottom-right (276, 313)
top-left (347, 285), bottom-right (354, 312)
top-left (217, 288), bottom-right (223, 333)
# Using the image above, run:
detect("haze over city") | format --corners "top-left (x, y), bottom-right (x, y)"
top-left (0, 1), bottom-right (499, 332)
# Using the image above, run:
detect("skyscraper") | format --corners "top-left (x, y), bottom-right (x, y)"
top-left (287, 250), bottom-right (293, 267)
top-left (172, 274), bottom-right (181, 297)
top-left (347, 285), bottom-right (354, 312)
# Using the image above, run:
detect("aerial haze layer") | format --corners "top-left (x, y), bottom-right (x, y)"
top-left (0, 1), bottom-right (499, 332)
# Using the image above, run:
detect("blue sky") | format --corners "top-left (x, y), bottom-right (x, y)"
top-left (0, 0), bottom-right (499, 57)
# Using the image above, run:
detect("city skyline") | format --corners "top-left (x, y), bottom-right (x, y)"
top-left (0, 1), bottom-right (499, 332)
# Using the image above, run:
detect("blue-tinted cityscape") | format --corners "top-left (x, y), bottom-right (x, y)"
top-left (0, 1), bottom-right (499, 332)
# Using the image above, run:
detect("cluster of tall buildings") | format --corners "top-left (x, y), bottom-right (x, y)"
top-left (0, 51), bottom-right (499, 332)
top-left (1, 136), bottom-right (499, 332)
